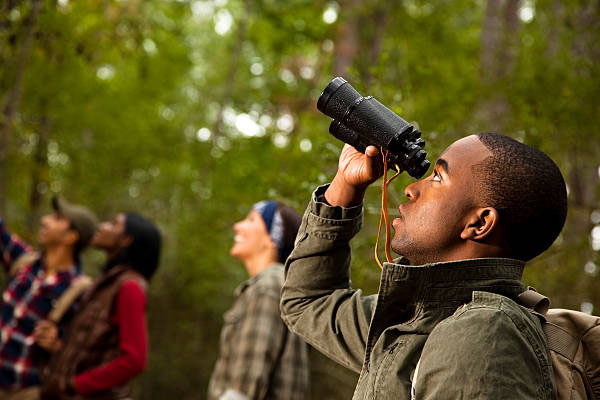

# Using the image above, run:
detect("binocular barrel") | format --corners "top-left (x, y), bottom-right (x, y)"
top-left (317, 77), bottom-right (430, 179)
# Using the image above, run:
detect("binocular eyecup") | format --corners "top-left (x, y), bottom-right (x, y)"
top-left (317, 77), bottom-right (430, 179)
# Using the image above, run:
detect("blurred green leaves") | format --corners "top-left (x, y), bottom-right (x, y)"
top-left (0, 0), bottom-right (598, 398)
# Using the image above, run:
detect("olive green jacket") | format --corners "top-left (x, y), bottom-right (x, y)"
top-left (280, 186), bottom-right (556, 399)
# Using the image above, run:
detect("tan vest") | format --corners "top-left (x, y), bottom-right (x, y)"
top-left (42, 265), bottom-right (147, 400)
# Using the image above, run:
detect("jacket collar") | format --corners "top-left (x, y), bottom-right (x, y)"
top-left (368, 258), bottom-right (525, 340)
top-left (363, 258), bottom-right (526, 364)
top-left (381, 257), bottom-right (525, 307)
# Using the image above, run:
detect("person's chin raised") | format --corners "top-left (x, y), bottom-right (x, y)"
top-left (230, 244), bottom-right (244, 259)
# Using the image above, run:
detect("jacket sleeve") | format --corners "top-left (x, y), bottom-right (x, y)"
top-left (0, 219), bottom-right (33, 274)
top-left (414, 303), bottom-right (551, 400)
top-left (280, 185), bottom-right (377, 374)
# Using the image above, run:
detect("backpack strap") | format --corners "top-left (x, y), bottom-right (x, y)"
top-left (518, 287), bottom-right (580, 361)
top-left (518, 286), bottom-right (550, 316)
top-left (543, 322), bottom-right (580, 361)
top-left (48, 275), bottom-right (93, 323)
top-left (8, 252), bottom-right (40, 277)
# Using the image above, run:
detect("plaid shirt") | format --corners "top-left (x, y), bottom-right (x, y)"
top-left (0, 219), bottom-right (81, 390)
top-left (208, 264), bottom-right (309, 400)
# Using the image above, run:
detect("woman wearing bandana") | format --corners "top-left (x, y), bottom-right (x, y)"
top-left (208, 201), bottom-right (310, 400)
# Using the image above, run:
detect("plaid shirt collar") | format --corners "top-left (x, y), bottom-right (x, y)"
top-left (234, 263), bottom-right (281, 297)
top-left (38, 251), bottom-right (82, 274)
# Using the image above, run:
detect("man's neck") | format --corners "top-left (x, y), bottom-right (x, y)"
top-left (402, 241), bottom-right (507, 266)
top-left (44, 246), bottom-right (76, 276)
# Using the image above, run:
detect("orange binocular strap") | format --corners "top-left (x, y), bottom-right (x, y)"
top-left (375, 149), bottom-right (402, 269)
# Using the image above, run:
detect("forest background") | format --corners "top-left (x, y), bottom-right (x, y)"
top-left (1, 0), bottom-right (599, 398)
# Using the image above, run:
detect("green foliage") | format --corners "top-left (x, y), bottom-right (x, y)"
top-left (0, 0), bottom-right (598, 398)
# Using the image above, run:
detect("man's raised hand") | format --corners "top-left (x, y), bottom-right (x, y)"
top-left (325, 144), bottom-right (383, 207)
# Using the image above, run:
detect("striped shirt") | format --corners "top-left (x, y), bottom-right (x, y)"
top-left (0, 219), bottom-right (81, 389)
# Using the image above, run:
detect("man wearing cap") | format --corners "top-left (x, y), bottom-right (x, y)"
top-left (0, 196), bottom-right (97, 399)
top-left (208, 201), bottom-right (310, 400)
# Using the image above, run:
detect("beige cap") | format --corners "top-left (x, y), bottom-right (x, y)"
top-left (52, 196), bottom-right (98, 249)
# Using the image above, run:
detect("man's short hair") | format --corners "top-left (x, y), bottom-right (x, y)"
top-left (472, 132), bottom-right (567, 261)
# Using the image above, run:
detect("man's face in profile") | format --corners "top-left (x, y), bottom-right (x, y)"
top-left (38, 212), bottom-right (73, 248)
top-left (391, 135), bottom-right (492, 265)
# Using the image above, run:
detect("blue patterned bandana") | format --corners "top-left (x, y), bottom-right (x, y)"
top-left (252, 200), bottom-right (285, 261)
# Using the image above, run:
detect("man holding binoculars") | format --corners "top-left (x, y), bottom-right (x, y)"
top-left (280, 79), bottom-right (565, 399)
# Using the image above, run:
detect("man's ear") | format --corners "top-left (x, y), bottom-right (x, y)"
top-left (460, 207), bottom-right (499, 241)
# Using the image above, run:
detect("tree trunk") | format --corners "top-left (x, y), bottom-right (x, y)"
top-left (563, 3), bottom-right (600, 242)
top-left (361, 3), bottom-right (389, 90)
top-left (561, 3), bottom-right (600, 308)
top-left (27, 114), bottom-right (50, 233)
top-left (477, 0), bottom-right (521, 131)
top-left (211, 0), bottom-right (251, 139)
top-left (546, 1), bottom-right (564, 58)
top-left (0, 0), bottom-right (43, 215)
top-left (333, 0), bottom-right (362, 77)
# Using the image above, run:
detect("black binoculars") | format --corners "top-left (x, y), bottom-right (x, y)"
top-left (317, 77), bottom-right (430, 179)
